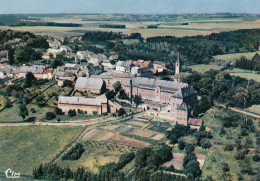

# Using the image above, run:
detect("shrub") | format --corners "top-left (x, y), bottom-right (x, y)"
top-left (55, 107), bottom-right (64, 115)
top-left (224, 144), bottom-right (234, 151)
top-left (68, 109), bottom-right (76, 117)
top-left (46, 112), bottom-right (56, 120)
top-left (31, 108), bottom-right (37, 113)
top-left (252, 154), bottom-right (260, 162)
top-left (178, 140), bottom-right (186, 150)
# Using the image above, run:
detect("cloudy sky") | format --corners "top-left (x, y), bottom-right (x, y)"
top-left (0, 0), bottom-right (260, 14)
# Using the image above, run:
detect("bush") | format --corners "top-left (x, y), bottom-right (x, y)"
top-left (46, 112), bottom-right (56, 120)
top-left (178, 140), bottom-right (186, 150)
top-left (62, 143), bottom-right (85, 160)
top-left (68, 110), bottom-right (76, 117)
top-left (224, 144), bottom-right (234, 151)
top-left (118, 108), bottom-right (126, 116)
top-left (31, 108), bottom-right (37, 113)
top-left (55, 107), bottom-right (63, 115)
top-left (252, 154), bottom-right (260, 162)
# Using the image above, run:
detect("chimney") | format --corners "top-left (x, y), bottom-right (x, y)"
top-left (130, 79), bottom-right (133, 104)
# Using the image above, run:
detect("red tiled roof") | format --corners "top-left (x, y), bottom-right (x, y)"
top-left (140, 63), bottom-right (148, 68)
top-left (12, 69), bottom-right (19, 74)
top-left (43, 70), bottom-right (53, 74)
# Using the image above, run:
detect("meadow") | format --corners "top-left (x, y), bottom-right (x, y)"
top-left (0, 126), bottom-right (83, 175)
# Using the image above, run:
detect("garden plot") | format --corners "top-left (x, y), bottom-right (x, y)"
top-left (102, 124), bottom-right (121, 131)
top-left (82, 129), bottom-right (107, 141)
top-left (98, 132), bottom-right (150, 148)
top-left (151, 133), bottom-right (165, 140)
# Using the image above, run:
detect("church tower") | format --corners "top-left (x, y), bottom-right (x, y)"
top-left (175, 52), bottom-right (181, 75)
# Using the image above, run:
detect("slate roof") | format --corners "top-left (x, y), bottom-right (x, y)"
top-left (177, 102), bottom-right (189, 111)
top-left (19, 66), bottom-right (44, 74)
top-left (173, 86), bottom-right (197, 98)
top-left (58, 96), bottom-right (107, 106)
top-left (125, 77), bottom-right (187, 91)
top-left (124, 77), bottom-right (197, 98)
top-left (75, 77), bottom-right (104, 90)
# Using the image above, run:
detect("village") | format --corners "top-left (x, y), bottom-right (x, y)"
top-left (0, 35), bottom-right (201, 128)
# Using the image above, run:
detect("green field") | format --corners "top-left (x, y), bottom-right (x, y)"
top-left (230, 68), bottom-right (260, 82)
top-left (0, 126), bottom-right (83, 175)
top-left (213, 51), bottom-right (260, 65)
top-left (188, 64), bottom-right (224, 73)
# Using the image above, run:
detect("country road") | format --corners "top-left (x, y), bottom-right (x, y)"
top-left (0, 111), bottom-right (144, 127)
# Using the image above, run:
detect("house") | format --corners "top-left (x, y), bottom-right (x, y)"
top-left (0, 51), bottom-right (9, 63)
top-left (188, 118), bottom-right (204, 129)
top-left (102, 59), bottom-right (115, 70)
top-left (153, 61), bottom-right (167, 73)
top-left (75, 77), bottom-right (106, 94)
top-left (58, 96), bottom-right (108, 115)
top-left (65, 63), bottom-right (80, 71)
top-left (116, 60), bottom-right (132, 73)
top-left (42, 70), bottom-right (53, 80)
top-left (77, 51), bottom-right (88, 60)
top-left (18, 66), bottom-right (44, 79)
top-left (87, 64), bottom-right (104, 75)
top-left (0, 66), bottom-right (13, 79)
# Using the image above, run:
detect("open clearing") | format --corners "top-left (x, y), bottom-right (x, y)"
top-left (98, 132), bottom-right (150, 148)
top-left (162, 153), bottom-right (206, 171)
top-left (0, 126), bottom-right (83, 175)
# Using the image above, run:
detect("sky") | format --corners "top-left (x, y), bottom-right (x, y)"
top-left (0, 0), bottom-right (260, 14)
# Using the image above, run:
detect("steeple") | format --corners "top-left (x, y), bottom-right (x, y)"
top-left (175, 52), bottom-right (181, 75)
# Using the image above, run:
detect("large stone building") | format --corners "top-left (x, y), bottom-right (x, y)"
top-left (122, 77), bottom-right (197, 122)
top-left (58, 96), bottom-right (108, 115)
top-left (75, 77), bottom-right (106, 94)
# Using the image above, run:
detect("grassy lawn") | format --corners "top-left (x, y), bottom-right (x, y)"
top-left (0, 103), bottom-right (22, 122)
top-left (0, 126), bottom-right (83, 175)
top-left (213, 51), bottom-right (260, 65)
top-left (188, 64), bottom-right (225, 73)
top-left (230, 68), bottom-right (260, 82)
